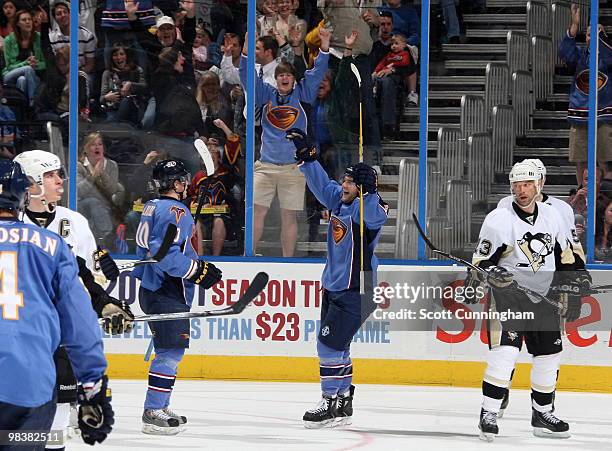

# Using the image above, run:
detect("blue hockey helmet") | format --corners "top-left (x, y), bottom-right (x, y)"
top-left (151, 159), bottom-right (191, 192)
top-left (0, 159), bottom-right (32, 211)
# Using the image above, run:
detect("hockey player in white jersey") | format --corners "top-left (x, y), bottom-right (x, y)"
top-left (496, 158), bottom-right (589, 417)
top-left (466, 162), bottom-right (581, 442)
top-left (13, 150), bottom-right (134, 451)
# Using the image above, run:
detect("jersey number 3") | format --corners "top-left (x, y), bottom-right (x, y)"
top-left (0, 252), bottom-right (24, 320)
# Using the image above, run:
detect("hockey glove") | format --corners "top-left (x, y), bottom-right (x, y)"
top-left (347, 163), bottom-right (377, 194)
top-left (94, 247), bottom-right (120, 281)
top-left (485, 266), bottom-right (514, 289)
top-left (463, 269), bottom-right (483, 304)
top-left (101, 297), bottom-right (134, 335)
top-left (575, 270), bottom-right (593, 295)
top-left (552, 283), bottom-right (583, 322)
top-left (187, 260), bottom-right (222, 289)
top-left (78, 375), bottom-right (114, 445)
top-left (286, 128), bottom-right (318, 163)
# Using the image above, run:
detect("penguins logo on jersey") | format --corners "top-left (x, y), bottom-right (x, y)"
top-left (516, 232), bottom-right (553, 272)
top-left (59, 218), bottom-right (71, 238)
top-left (330, 216), bottom-right (348, 244)
top-left (321, 326), bottom-right (330, 336)
top-left (169, 205), bottom-right (186, 224)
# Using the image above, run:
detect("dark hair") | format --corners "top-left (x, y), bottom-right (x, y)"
top-left (257, 35), bottom-right (279, 59)
top-left (275, 61), bottom-right (296, 78)
top-left (107, 43), bottom-right (136, 71)
top-left (158, 47), bottom-right (181, 70)
top-left (0, 0), bottom-right (16, 29)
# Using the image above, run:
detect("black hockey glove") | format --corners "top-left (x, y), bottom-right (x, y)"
top-left (463, 269), bottom-right (483, 304)
top-left (347, 163), bottom-right (377, 194)
top-left (100, 297), bottom-right (134, 335)
top-left (94, 247), bottom-right (120, 281)
top-left (575, 270), bottom-right (593, 295)
top-left (187, 260), bottom-right (222, 289)
top-left (485, 266), bottom-right (514, 289)
top-left (78, 375), bottom-right (114, 445)
top-left (552, 283), bottom-right (583, 322)
top-left (286, 128), bottom-right (318, 163)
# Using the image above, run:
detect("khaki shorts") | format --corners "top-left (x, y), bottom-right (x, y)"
top-left (568, 123), bottom-right (612, 162)
top-left (253, 160), bottom-right (305, 210)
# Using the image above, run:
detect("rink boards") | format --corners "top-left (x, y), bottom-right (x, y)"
top-left (104, 262), bottom-right (612, 392)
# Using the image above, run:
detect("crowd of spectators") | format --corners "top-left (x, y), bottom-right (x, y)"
top-left (54, 0), bottom-right (427, 257)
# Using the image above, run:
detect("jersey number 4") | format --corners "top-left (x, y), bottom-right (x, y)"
top-left (0, 252), bottom-right (24, 320)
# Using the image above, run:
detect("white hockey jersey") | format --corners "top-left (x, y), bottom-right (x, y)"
top-left (497, 193), bottom-right (585, 266)
top-left (473, 202), bottom-right (575, 295)
top-left (23, 206), bottom-right (98, 273)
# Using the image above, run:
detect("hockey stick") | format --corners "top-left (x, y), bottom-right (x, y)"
top-left (411, 214), bottom-right (562, 311)
top-left (350, 62), bottom-right (366, 295)
top-left (116, 224), bottom-right (178, 271)
top-left (194, 138), bottom-right (215, 176)
top-left (131, 272), bottom-right (269, 322)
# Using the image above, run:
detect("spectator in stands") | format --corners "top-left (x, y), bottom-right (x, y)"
top-left (218, 32), bottom-right (243, 87)
top-left (240, 29), bottom-right (331, 257)
top-left (439, 0), bottom-right (460, 44)
top-left (371, 10), bottom-right (393, 68)
top-left (569, 167), bottom-right (610, 245)
top-left (150, 47), bottom-right (204, 173)
top-left (196, 70), bottom-right (233, 137)
top-left (0, 0), bottom-right (16, 38)
top-left (101, 0), bottom-right (154, 70)
top-left (372, 32), bottom-right (413, 139)
top-left (48, 1), bottom-right (96, 75)
top-left (34, 46), bottom-right (88, 135)
top-left (100, 43), bottom-right (147, 125)
top-left (257, 0), bottom-right (278, 38)
top-left (274, 0), bottom-right (305, 43)
top-left (377, 0), bottom-right (420, 47)
top-left (190, 120), bottom-right (241, 256)
top-left (559, 4), bottom-right (612, 187)
top-left (595, 199), bottom-right (612, 262)
top-left (128, 0), bottom-right (197, 87)
top-left (0, 83), bottom-right (16, 157)
top-left (77, 132), bottom-right (124, 244)
top-left (193, 25), bottom-right (212, 78)
top-left (318, 0), bottom-right (382, 168)
top-left (256, 35), bottom-right (280, 86)
top-left (2, 9), bottom-right (46, 105)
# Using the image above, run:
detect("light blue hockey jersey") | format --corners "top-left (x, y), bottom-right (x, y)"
top-left (300, 161), bottom-right (389, 291)
top-left (0, 219), bottom-right (106, 408)
top-left (132, 197), bottom-right (198, 306)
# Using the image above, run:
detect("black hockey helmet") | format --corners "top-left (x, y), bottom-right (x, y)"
top-left (151, 159), bottom-right (191, 192)
top-left (0, 159), bottom-right (31, 211)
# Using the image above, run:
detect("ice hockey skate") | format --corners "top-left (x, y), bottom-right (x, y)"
top-left (303, 395), bottom-right (337, 428)
top-left (142, 408), bottom-right (182, 435)
top-left (532, 409), bottom-right (570, 439)
top-left (334, 385), bottom-right (354, 426)
top-left (478, 408), bottom-right (499, 442)
top-left (163, 407), bottom-right (187, 425)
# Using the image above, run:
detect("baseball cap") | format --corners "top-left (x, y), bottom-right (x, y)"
top-left (156, 16), bottom-right (175, 29)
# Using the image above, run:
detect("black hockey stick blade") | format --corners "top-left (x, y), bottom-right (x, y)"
top-left (131, 272), bottom-right (269, 322)
top-left (116, 224), bottom-right (178, 270)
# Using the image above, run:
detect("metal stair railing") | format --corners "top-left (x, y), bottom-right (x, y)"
top-left (491, 105), bottom-right (515, 174)
top-left (507, 31), bottom-right (531, 80)
top-left (467, 132), bottom-right (493, 204)
top-left (461, 94), bottom-right (486, 138)
top-left (527, 1), bottom-right (551, 38)
top-left (446, 180), bottom-right (472, 252)
top-left (532, 35), bottom-right (554, 100)
top-left (437, 126), bottom-right (464, 183)
top-left (485, 63), bottom-right (510, 128)
top-left (395, 158), bottom-right (420, 259)
top-left (512, 70), bottom-right (534, 137)
top-left (552, 2), bottom-right (571, 65)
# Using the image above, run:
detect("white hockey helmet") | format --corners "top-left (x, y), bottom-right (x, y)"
top-left (522, 158), bottom-right (546, 178)
top-left (509, 161), bottom-right (539, 184)
top-left (13, 150), bottom-right (64, 211)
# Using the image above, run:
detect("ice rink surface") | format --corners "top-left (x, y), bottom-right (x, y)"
top-left (69, 380), bottom-right (612, 451)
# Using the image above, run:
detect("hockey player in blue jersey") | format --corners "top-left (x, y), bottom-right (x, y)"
top-left (0, 159), bottom-right (113, 448)
top-left (132, 159), bottom-right (222, 435)
top-left (287, 129), bottom-right (389, 428)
